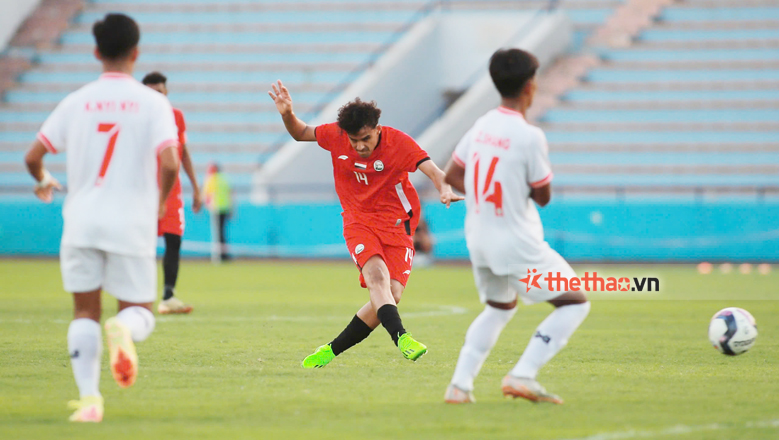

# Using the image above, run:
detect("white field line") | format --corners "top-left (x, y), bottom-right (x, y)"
top-left (0, 305), bottom-right (468, 325)
top-left (158, 305), bottom-right (468, 323)
top-left (560, 419), bottom-right (779, 440)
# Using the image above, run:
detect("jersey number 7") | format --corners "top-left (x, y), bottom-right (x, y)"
top-left (96, 123), bottom-right (120, 186)
top-left (473, 154), bottom-right (503, 216)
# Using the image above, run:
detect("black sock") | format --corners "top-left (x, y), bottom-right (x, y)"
top-left (330, 315), bottom-right (374, 356)
top-left (376, 304), bottom-right (406, 346)
top-left (163, 285), bottom-right (175, 301)
top-left (163, 233), bottom-right (181, 300)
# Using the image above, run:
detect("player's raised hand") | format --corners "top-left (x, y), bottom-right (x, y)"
top-left (33, 175), bottom-right (62, 203)
top-left (268, 80), bottom-right (293, 115)
top-left (440, 186), bottom-right (464, 208)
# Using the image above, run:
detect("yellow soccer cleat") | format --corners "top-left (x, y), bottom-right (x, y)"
top-left (501, 375), bottom-right (564, 405)
top-left (68, 395), bottom-right (104, 422)
top-left (105, 317), bottom-right (138, 388)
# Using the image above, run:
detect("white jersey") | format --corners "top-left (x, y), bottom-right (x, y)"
top-left (453, 106), bottom-right (555, 274)
top-left (37, 72), bottom-right (178, 257)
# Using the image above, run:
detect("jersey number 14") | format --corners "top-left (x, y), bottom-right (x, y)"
top-left (473, 154), bottom-right (503, 216)
top-left (354, 171), bottom-right (369, 185)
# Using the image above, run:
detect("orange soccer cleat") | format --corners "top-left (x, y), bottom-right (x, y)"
top-left (105, 317), bottom-right (138, 388)
top-left (501, 375), bottom-right (563, 405)
top-left (444, 384), bottom-right (475, 404)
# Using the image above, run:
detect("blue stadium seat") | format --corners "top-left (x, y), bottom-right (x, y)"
top-left (543, 109), bottom-right (779, 123)
top-left (602, 49), bottom-right (779, 63)
top-left (545, 131), bottom-right (778, 144)
top-left (76, 11), bottom-right (419, 25)
top-left (0, 0), bottom-right (634, 197)
top-left (36, 52), bottom-right (378, 64)
top-left (19, 71), bottom-right (353, 85)
top-left (585, 69), bottom-right (779, 83)
top-left (639, 29), bottom-right (779, 43)
top-left (549, 152), bottom-right (779, 166)
top-left (563, 90), bottom-right (779, 102)
top-left (552, 174), bottom-right (779, 187)
top-left (60, 31), bottom-right (398, 45)
top-left (660, 8), bottom-right (779, 22)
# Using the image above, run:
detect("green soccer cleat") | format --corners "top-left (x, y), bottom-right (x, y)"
top-left (301, 344), bottom-right (335, 368)
top-left (398, 333), bottom-right (427, 361)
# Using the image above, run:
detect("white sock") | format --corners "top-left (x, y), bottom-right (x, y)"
top-left (511, 301), bottom-right (591, 380)
top-left (115, 307), bottom-right (155, 342)
top-left (68, 318), bottom-right (102, 398)
top-left (450, 305), bottom-right (517, 391)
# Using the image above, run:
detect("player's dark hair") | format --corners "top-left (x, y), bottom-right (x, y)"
top-left (489, 48), bottom-right (539, 98)
top-left (92, 13), bottom-right (140, 61)
top-left (336, 98), bottom-right (381, 134)
top-left (142, 71), bottom-right (167, 85)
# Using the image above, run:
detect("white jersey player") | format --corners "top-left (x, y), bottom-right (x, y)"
top-left (24, 13), bottom-right (180, 422)
top-left (442, 49), bottom-right (590, 404)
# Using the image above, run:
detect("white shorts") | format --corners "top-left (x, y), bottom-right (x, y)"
top-left (60, 246), bottom-right (156, 303)
top-left (473, 247), bottom-right (577, 305)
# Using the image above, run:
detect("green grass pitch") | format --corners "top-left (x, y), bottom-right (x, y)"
top-left (1, 260), bottom-right (778, 439)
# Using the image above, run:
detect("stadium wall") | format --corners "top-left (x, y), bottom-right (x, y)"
top-left (0, 0), bottom-right (41, 51)
top-left (2, 199), bottom-right (777, 262)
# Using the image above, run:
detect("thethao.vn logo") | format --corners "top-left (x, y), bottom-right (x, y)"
top-left (519, 269), bottom-right (660, 293)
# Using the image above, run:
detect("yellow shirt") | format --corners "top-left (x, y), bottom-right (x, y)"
top-left (204, 172), bottom-right (232, 212)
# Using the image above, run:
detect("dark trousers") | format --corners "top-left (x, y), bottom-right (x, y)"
top-left (218, 212), bottom-right (230, 260)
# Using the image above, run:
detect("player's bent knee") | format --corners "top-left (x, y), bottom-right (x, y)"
top-left (548, 290), bottom-right (588, 308)
top-left (487, 299), bottom-right (517, 310)
top-left (116, 306), bottom-right (156, 342)
top-left (362, 264), bottom-right (389, 289)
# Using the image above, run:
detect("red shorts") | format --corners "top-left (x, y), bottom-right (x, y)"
top-left (158, 191), bottom-right (184, 236)
top-left (344, 223), bottom-right (415, 288)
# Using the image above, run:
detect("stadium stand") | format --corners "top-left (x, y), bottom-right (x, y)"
top-left (538, 0), bottom-right (779, 194)
top-left (0, 0), bottom-right (623, 196)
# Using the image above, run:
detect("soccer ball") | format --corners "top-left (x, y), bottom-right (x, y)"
top-left (708, 307), bottom-right (758, 356)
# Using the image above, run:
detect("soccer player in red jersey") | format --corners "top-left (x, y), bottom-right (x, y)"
top-left (269, 80), bottom-right (463, 367)
top-left (142, 72), bottom-right (201, 314)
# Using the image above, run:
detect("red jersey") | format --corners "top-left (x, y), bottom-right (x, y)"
top-left (158, 108), bottom-right (187, 236)
top-left (166, 108), bottom-right (186, 197)
top-left (315, 123), bottom-right (430, 234)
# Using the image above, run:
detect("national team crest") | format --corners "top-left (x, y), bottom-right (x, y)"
top-left (373, 160), bottom-right (384, 172)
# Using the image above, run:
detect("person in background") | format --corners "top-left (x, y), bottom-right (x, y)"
top-left (412, 218), bottom-right (434, 268)
top-left (203, 163), bottom-right (232, 261)
top-left (142, 71), bottom-right (200, 315)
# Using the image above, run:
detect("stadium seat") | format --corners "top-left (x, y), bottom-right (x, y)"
top-left (0, 0), bottom-right (625, 195)
top-left (540, 0), bottom-right (779, 191)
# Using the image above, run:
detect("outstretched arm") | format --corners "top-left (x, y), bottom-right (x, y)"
top-left (25, 139), bottom-right (62, 203)
top-left (268, 80), bottom-right (316, 142)
top-left (443, 158), bottom-right (465, 195)
top-left (419, 160), bottom-right (464, 208)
